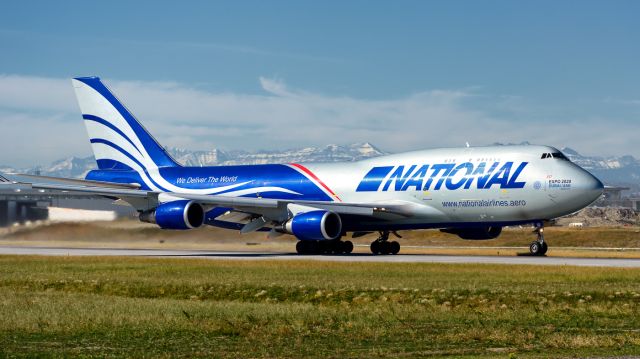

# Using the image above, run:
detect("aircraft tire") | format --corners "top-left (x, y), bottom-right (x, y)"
top-left (308, 240), bottom-right (320, 254)
top-left (297, 240), bottom-right (322, 255)
top-left (296, 241), bottom-right (307, 254)
top-left (342, 240), bottom-right (354, 254)
top-left (370, 241), bottom-right (381, 255)
top-left (529, 241), bottom-right (542, 256)
top-left (318, 240), bottom-right (330, 254)
top-left (390, 241), bottom-right (400, 255)
top-left (327, 240), bottom-right (339, 254)
top-left (540, 242), bottom-right (548, 255)
top-left (379, 241), bottom-right (391, 255)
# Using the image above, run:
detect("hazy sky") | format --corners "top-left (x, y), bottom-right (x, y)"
top-left (1, 1), bottom-right (639, 167)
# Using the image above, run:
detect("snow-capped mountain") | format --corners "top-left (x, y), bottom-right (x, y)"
top-left (1, 142), bottom-right (385, 178)
top-left (560, 147), bottom-right (640, 191)
top-left (560, 147), bottom-right (638, 170)
top-left (4, 157), bottom-right (98, 179)
top-left (168, 142), bottom-right (384, 167)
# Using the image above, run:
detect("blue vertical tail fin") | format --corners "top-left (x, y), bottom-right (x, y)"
top-left (71, 76), bottom-right (180, 171)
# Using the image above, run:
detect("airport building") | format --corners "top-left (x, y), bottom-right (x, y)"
top-left (596, 186), bottom-right (640, 210)
top-left (0, 189), bottom-right (49, 226)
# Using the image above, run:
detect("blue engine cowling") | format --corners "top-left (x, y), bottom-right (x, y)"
top-left (284, 210), bottom-right (342, 241)
top-left (139, 200), bottom-right (205, 230)
top-left (441, 226), bottom-right (502, 240)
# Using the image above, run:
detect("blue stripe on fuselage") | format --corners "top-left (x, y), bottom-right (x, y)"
top-left (158, 165), bottom-right (333, 201)
top-left (355, 166), bottom-right (394, 192)
top-left (85, 163), bottom-right (333, 201)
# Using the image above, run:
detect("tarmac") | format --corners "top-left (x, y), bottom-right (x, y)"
top-left (1, 245), bottom-right (640, 267)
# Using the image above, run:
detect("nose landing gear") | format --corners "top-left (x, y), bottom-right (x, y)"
top-left (529, 224), bottom-right (548, 256)
top-left (370, 231), bottom-right (401, 255)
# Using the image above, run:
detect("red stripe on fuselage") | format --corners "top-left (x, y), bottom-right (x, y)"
top-left (290, 163), bottom-right (342, 202)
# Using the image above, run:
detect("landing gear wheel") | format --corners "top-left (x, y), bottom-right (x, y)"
top-left (529, 241), bottom-right (542, 256)
top-left (318, 240), bottom-right (331, 254)
top-left (371, 240), bottom-right (393, 255)
top-left (540, 241), bottom-right (548, 255)
top-left (296, 241), bottom-right (305, 254)
top-left (298, 240), bottom-right (353, 255)
top-left (342, 240), bottom-right (354, 254)
top-left (329, 240), bottom-right (342, 254)
top-left (370, 240), bottom-right (381, 255)
top-left (381, 241), bottom-right (391, 255)
top-left (370, 231), bottom-right (402, 255)
top-left (308, 241), bottom-right (320, 254)
top-left (296, 240), bottom-right (320, 255)
top-left (390, 241), bottom-right (400, 255)
top-left (529, 241), bottom-right (548, 256)
top-left (529, 223), bottom-right (548, 256)
top-left (296, 241), bottom-right (314, 255)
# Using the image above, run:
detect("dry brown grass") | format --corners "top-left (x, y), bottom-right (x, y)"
top-left (1, 220), bottom-right (640, 258)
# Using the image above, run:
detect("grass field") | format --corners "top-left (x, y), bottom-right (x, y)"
top-left (1, 256), bottom-right (640, 358)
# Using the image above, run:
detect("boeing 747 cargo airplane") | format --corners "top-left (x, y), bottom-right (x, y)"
top-left (6, 77), bottom-right (604, 256)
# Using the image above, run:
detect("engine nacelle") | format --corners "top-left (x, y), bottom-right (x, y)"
top-left (139, 200), bottom-right (205, 230)
top-left (283, 210), bottom-right (342, 241)
top-left (441, 226), bottom-right (502, 240)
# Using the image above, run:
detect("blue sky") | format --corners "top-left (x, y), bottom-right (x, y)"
top-left (1, 1), bottom-right (639, 166)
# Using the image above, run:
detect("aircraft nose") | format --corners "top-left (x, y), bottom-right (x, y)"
top-left (576, 169), bottom-right (604, 203)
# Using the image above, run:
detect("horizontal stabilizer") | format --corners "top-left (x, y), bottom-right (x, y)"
top-left (6, 173), bottom-right (141, 190)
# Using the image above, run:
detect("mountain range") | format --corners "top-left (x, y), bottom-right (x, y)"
top-left (0, 142), bottom-right (384, 179)
top-left (1, 143), bottom-right (638, 193)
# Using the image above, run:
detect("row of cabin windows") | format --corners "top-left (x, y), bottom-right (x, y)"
top-left (541, 152), bottom-right (569, 160)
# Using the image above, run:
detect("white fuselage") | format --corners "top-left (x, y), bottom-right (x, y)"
top-left (296, 145), bottom-right (603, 228)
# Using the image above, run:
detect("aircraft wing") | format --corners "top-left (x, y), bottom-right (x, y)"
top-left (5, 174), bottom-right (420, 224)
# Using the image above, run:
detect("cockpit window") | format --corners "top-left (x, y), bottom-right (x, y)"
top-left (551, 152), bottom-right (569, 161)
top-left (541, 152), bottom-right (570, 161)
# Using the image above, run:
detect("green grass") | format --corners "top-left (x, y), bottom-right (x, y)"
top-left (1, 256), bottom-right (640, 358)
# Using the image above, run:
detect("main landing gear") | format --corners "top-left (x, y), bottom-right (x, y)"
top-left (296, 239), bottom-right (354, 255)
top-left (370, 231), bottom-right (401, 255)
top-left (529, 223), bottom-right (548, 256)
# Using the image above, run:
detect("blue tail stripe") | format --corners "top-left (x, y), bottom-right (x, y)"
top-left (90, 138), bottom-right (169, 192)
top-left (90, 138), bottom-right (147, 170)
top-left (83, 114), bottom-right (143, 157)
top-left (96, 159), bottom-right (135, 171)
top-left (75, 77), bottom-right (180, 168)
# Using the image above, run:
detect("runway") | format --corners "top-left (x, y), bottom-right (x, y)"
top-left (1, 246), bottom-right (640, 267)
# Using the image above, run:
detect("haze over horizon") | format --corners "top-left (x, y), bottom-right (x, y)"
top-left (1, 1), bottom-right (638, 167)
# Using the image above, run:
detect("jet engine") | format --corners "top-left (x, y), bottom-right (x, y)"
top-left (139, 200), bottom-right (205, 230)
top-left (441, 226), bottom-right (502, 240)
top-left (282, 210), bottom-right (342, 241)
